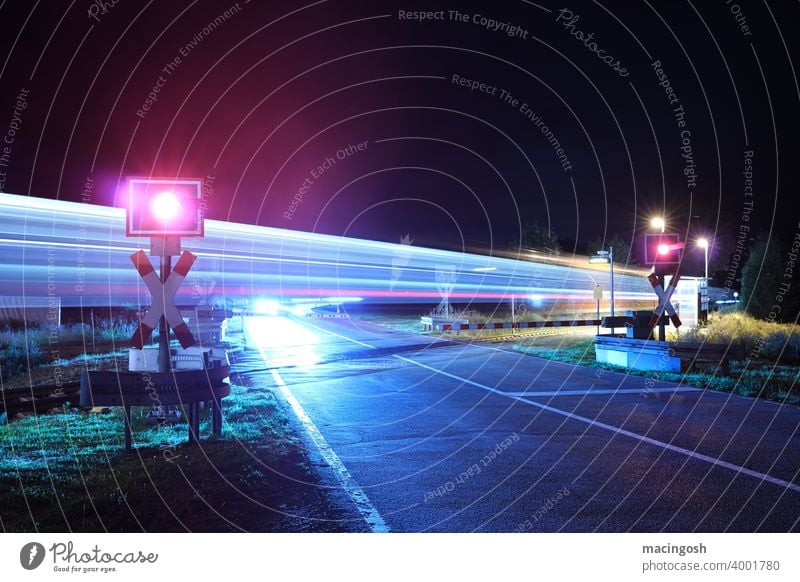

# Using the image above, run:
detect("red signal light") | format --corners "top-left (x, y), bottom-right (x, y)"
top-left (644, 233), bottom-right (682, 265)
top-left (126, 177), bottom-right (204, 237)
top-left (151, 191), bottom-right (181, 222)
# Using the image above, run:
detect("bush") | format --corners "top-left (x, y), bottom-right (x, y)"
top-left (681, 311), bottom-right (800, 363)
top-left (0, 341), bottom-right (47, 382)
top-left (760, 329), bottom-right (800, 362)
top-left (0, 320), bottom-right (139, 382)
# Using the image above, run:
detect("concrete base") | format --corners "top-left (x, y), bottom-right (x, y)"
top-left (595, 343), bottom-right (681, 372)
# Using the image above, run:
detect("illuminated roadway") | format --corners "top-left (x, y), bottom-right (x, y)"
top-left (238, 316), bottom-right (800, 532)
top-left (0, 192), bottom-right (652, 309)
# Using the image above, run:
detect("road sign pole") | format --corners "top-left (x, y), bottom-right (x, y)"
top-left (593, 284), bottom-right (603, 336)
top-left (158, 242), bottom-right (172, 373)
top-left (596, 298), bottom-right (600, 335)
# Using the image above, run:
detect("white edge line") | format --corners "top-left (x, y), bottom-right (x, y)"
top-left (266, 366), bottom-right (389, 532)
top-left (395, 355), bottom-right (800, 494)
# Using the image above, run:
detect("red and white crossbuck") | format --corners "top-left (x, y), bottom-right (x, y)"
top-left (130, 250), bottom-right (197, 349)
top-left (647, 272), bottom-right (682, 329)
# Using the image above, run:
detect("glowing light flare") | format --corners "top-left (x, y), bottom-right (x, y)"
top-left (319, 296), bottom-right (363, 303)
top-left (151, 191), bottom-right (181, 222)
top-left (245, 315), bottom-right (320, 368)
top-left (254, 299), bottom-right (280, 315)
top-left (651, 217), bottom-right (666, 231)
top-left (697, 238), bottom-right (709, 249)
top-left (290, 305), bottom-right (310, 316)
top-left (657, 243), bottom-right (671, 255)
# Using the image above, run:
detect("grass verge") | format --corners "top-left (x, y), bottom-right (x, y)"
top-left (510, 330), bottom-right (800, 405)
top-left (0, 374), bottom-right (365, 532)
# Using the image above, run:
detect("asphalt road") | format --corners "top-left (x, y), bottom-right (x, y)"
top-left (234, 316), bottom-right (800, 532)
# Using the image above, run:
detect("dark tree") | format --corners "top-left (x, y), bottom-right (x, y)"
top-left (510, 222), bottom-right (561, 256)
top-left (587, 234), bottom-right (637, 266)
top-left (740, 233), bottom-right (798, 321)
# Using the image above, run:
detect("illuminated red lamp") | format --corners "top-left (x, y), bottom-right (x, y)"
top-left (644, 233), bottom-right (682, 265)
top-left (126, 177), bottom-right (204, 237)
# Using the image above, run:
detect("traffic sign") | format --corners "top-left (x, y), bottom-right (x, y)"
top-left (648, 272), bottom-right (682, 329)
top-left (593, 285), bottom-right (603, 300)
top-left (129, 250), bottom-right (197, 349)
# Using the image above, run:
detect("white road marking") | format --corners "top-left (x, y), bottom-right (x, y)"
top-left (248, 324), bottom-right (389, 532)
top-left (393, 355), bottom-right (800, 494)
top-left (503, 387), bottom-right (702, 397)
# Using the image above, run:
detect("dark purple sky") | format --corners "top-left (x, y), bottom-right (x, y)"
top-left (0, 0), bottom-right (798, 262)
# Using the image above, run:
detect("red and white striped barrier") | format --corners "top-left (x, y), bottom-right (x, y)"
top-left (437, 319), bottom-right (601, 331)
top-left (130, 250), bottom-right (198, 349)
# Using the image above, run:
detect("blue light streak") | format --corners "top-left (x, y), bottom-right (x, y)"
top-left (0, 192), bottom-right (654, 309)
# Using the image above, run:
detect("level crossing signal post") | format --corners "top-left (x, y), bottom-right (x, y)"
top-left (126, 177), bottom-right (204, 426)
top-left (80, 177), bottom-right (230, 451)
top-left (643, 233), bottom-right (684, 341)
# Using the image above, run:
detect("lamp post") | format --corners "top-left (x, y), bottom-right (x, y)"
top-left (697, 238), bottom-right (709, 281)
top-left (609, 246), bottom-right (615, 318)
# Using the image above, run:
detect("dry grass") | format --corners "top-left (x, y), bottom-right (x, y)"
top-left (675, 311), bottom-right (800, 363)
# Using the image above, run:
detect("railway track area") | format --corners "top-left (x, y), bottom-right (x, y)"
top-left (0, 381), bottom-right (83, 418)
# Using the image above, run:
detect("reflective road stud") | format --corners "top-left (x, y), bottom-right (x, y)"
top-left (130, 250), bottom-right (197, 349)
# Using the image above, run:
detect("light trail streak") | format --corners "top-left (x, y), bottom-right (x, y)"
top-left (0, 192), bottom-right (654, 308)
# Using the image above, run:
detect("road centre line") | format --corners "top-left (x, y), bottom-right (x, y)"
top-left (393, 355), bottom-right (800, 494)
top-left (295, 319), bottom-right (800, 494)
top-left (503, 387), bottom-right (702, 397)
top-left (296, 326), bottom-right (800, 493)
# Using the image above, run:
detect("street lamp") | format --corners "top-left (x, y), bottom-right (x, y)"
top-left (650, 217), bottom-right (666, 233)
top-left (697, 238), bottom-right (709, 281)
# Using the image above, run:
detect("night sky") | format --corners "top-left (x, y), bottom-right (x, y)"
top-left (1, 0), bottom-right (798, 267)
